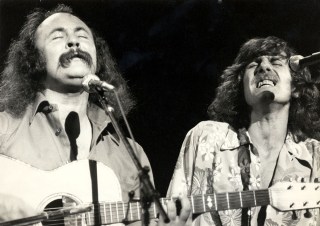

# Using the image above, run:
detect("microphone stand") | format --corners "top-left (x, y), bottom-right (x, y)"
top-left (95, 91), bottom-right (169, 226)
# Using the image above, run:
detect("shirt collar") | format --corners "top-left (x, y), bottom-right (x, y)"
top-left (285, 133), bottom-right (313, 167)
top-left (30, 92), bottom-right (110, 123)
top-left (220, 126), bottom-right (312, 166)
top-left (29, 92), bottom-right (117, 141)
top-left (29, 92), bottom-right (50, 124)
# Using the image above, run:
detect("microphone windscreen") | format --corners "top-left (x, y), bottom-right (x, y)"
top-left (289, 55), bottom-right (303, 72)
top-left (82, 74), bottom-right (100, 93)
top-left (259, 91), bottom-right (275, 103)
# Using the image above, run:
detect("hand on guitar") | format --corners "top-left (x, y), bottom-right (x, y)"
top-left (0, 193), bottom-right (37, 222)
top-left (158, 196), bottom-right (191, 226)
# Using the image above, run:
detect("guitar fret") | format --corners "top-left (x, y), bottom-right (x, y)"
top-left (214, 193), bottom-right (217, 210)
top-left (109, 202), bottom-right (113, 223)
top-left (116, 202), bottom-right (119, 222)
top-left (137, 202), bottom-right (140, 220)
top-left (226, 193), bottom-right (230, 209)
top-left (103, 203), bottom-right (107, 223)
top-left (239, 191), bottom-right (243, 208)
top-left (88, 206), bottom-right (92, 225)
top-left (74, 215), bottom-right (78, 226)
top-left (191, 195), bottom-right (195, 213)
top-left (253, 190), bottom-right (257, 206)
top-left (122, 202), bottom-right (125, 220)
top-left (128, 202), bottom-right (131, 220)
top-left (153, 202), bottom-right (157, 218)
top-left (202, 194), bottom-right (206, 212)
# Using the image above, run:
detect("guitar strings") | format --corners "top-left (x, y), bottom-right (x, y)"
top-left (41, 191), bottom-right (272, 225)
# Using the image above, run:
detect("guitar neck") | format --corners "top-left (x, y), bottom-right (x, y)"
top-left (75, 201), bottom-right (157, 225)
top-left (76, 189), bottom-right (270, 225)
top-left (186, 189), bottom-right (270, 213)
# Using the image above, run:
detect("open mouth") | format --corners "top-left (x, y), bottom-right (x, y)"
top-left (257, 79), bottom-right (276, 88)
top-left (59, 49), bottom-right (93, 68)
top-left (69, 53), bottom-right (83, 61)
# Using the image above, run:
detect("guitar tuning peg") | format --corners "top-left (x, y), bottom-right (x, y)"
top-left (304, 209), bottom-right (312, 218)
top-left (292, 210), bottom-right (298, 220)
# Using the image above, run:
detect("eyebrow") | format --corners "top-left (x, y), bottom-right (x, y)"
top-left (251, 55), bottom-right (287, 62)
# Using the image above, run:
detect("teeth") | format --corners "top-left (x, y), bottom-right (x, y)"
top-left (257, 80), bottom-right (274, 88)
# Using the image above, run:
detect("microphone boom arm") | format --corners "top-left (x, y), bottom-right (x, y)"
top-left (95, 91), bottom-right (170, 226)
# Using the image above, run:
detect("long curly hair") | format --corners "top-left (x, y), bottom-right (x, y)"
top-left (208, 36), bottom-right (320, 142)
top-left (0, 4), bottom-right (135, 118)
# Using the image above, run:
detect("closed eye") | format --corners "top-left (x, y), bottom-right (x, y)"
top-left (247, 62), bottom-right (258, 69)
top-left (50, 30), bottom-right (65, 40)
top-left (52, 36), bottom-right (63, 40)
top-left (271, 59), bottom-right (283, 66)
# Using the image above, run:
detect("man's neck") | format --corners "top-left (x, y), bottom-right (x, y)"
top-left (42, 89), bottom-right (89, 123)
top-left (248, 103), bottom-right (289, 157)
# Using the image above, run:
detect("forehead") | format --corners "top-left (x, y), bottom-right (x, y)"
top-left (35, 12), bottom-right (92, 39)
top-left (255, 54), bottom-right (287, 60)
top-left (248, 52), bottom-right (288, 63)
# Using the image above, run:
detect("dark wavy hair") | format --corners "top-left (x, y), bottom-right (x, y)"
top-left (0, 4), bottom-right (135, 118)
top-left (208, 36), bottom-right (320, 142)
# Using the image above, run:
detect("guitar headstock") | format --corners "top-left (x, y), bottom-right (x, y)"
top-left (269, 182), bottom-right (320, 211)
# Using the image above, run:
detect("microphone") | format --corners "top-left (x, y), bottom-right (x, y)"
top-left (258, 91), bottom-right (275, 103)
top-left (289, 52), bottom-right (320, 71)
top-left (82, 74), bottom-right (115, 93)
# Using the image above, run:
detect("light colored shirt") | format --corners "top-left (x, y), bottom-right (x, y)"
top-left (167, 121), bottom-right (320, 226)
top-left (0, 92), bottom-right (154, 203)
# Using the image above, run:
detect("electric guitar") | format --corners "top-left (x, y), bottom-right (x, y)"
top-left (0, 155), bottom-right (319, 226)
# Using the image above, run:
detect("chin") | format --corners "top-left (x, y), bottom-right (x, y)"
top-left (67, 65), bottom-right (92, 76)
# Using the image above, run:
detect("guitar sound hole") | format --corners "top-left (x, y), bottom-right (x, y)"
top-left (43, 199), bottom-right (65, 226)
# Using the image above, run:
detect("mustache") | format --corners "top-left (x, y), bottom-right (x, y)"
top-left (59, 49), bottom-right (93, 68)
top-left (253, 69), bottom-right (279, 84)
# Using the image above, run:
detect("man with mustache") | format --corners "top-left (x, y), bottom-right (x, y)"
top-left (0, 4), bottom-right (190, 225)
top-left (167, 36), bottom-right (320, 225)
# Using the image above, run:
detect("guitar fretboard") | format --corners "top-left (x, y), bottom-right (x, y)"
top-left (64, 189), bottom-right (270, 225)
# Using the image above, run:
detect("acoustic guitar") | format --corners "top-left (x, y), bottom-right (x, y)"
top-left (0, 155), bottom-right (319, 226)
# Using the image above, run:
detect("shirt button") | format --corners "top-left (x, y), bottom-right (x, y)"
top-left (55, 128), bottom-right (62, 136)
top-left (48, 105), bottom-right (53, 111)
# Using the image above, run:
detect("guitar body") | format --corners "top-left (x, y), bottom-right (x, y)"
top-left (0, 155), bottom-right (123, 225)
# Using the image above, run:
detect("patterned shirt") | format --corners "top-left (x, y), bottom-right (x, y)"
top-left (167, 121), bottom-right (320, 226)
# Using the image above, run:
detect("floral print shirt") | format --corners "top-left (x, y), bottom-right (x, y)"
top-left (167, 121), bottom-right (320, 226)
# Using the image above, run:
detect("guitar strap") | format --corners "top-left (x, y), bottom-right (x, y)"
top-left (89, 160), bottom-right (101, 225)
top-left (257, 149), bottom-right (281, 226)
top-left (238, 128), bottom-right (252, 226)
top-left (208, 168), bottom-right (223, 226)
top-left (237, 128), bottom-right (282, 226)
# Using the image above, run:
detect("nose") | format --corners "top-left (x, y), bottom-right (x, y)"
top-left (66, 36), bottom-right (80, 50)
top-left (255, 58), bottom-right (271, 75)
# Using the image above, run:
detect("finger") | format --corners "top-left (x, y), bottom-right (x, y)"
top-left (179, 196), bottom-right (191, 222)
top-left (166, 199), bottom-right (177, 221)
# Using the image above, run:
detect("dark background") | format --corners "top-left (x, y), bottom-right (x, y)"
top-left (1, 0), bottom-right (320, 196)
